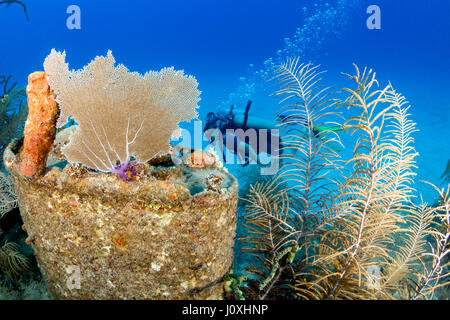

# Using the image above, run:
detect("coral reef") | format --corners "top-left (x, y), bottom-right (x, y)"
top-left (5, 50), bottom-right (238, 299)
top-left (238, 58), bottom-right (449, 300)
top-left (18, 72), bottom-right (59, 177)
top-left (43, 49), bottom-right (200, 175)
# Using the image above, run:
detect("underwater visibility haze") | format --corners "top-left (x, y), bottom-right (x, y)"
top-left (0, 0), bottom-right (449, 300)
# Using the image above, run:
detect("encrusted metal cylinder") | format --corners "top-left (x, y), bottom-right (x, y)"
top-left (4, 135), bottom-right (238, 299)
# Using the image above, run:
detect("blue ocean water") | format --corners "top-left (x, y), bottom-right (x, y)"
top-left (0, 0), bottom-right (448, 201)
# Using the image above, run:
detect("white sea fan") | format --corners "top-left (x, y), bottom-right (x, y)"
top-left (43, 49), bottom-right (201, 173)
top-left (0, 171), bottom-right (17, 218)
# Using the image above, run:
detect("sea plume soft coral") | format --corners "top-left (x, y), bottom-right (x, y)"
top-left (0, 73), bottom-right (27, 171)
top-left (43, 49), bottom-right (201, 174)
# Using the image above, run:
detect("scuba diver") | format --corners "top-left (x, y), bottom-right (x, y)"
top-left (440, 159), bottom-right (450, 183)
top-left (203, 100), bottom-right (343, 167)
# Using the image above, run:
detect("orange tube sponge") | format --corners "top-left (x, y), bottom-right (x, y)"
top-left (19, 72), bottom-right (59, 177)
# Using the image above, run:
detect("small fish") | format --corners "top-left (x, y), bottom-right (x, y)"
top-left (440, 159), bottom-right (450, 182)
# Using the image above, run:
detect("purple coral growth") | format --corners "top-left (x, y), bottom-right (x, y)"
top-left (111, 160), bottom-right (139, 181)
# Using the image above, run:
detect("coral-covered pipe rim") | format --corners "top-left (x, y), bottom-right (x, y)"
top-left (4, 137), bottom-right (239, 209)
